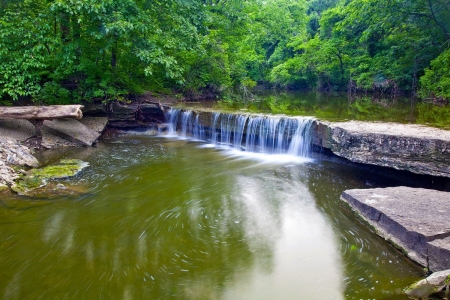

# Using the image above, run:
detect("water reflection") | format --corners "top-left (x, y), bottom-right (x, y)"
top-left (0, 137), bottom-right (422, 299)
top-left (223, 175), bottom-right (343, 300)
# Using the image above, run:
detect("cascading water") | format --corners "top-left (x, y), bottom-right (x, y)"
top-left (164, 108), bottom-right (181, 136)
top-left (164, 108), bottom-right (314, 157)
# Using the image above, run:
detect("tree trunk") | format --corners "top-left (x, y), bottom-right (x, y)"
top-left (0, 105), bottom-right (83, 120)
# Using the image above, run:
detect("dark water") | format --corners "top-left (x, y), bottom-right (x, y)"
top-left (0, 136), bottom-right (423, 299)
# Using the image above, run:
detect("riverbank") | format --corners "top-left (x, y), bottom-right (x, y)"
top-left (1, 105), bottom-right (449, 295)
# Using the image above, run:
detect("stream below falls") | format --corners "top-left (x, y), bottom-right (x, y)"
top-left (0, 131), bottom-right (424, 299)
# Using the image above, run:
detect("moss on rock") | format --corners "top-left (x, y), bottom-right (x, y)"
top-left (0, 184), bottom-right (9, 192)
top-left (11, 159), bottom-right (89, 195)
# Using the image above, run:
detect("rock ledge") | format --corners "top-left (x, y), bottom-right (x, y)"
top-left (341, 187), bottom-right (450, 272)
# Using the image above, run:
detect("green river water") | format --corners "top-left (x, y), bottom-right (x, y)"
top-left (0, 135), bottom-right (424, 300)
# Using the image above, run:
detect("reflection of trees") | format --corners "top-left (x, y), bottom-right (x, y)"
top-left (242, 91), bottom-right (416, 124)
top-left (0, 140), bottom-right (281, 299)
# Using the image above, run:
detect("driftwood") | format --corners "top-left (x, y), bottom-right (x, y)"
top-left (0, 105), bottom-right (83, 120)
top-left (0, 105), bottom-right (84, 138)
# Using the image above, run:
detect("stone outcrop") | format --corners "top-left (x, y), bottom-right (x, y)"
top-left (43, 119), bottom-right (101, 146)
top-left (341, 187), bottom-right (450, 272)
top-left (404, 269), bottom-right (450, 299)
top-left (0, 140), bottom-right (39, 168)
top-left (312, 120), bottom-right (450, 178)
top-left (0, 119), bottom-right (36, 142)
top-left (0, 140), bottom-right (39, 189)
top-left (83, 102), bottom-right (166, 128)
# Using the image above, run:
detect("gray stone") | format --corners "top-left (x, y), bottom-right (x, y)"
top-left (341, 187), bottom-right (450, 271)
top-left (312, 120), bottom-right (450, 178)
top-left (0, 141), bottom-right (39, 168)
top-left (78, 117), bottom-right (109, 134)
top-left (429, 237), bottom-right (450, 273)
top-left (0, 165), bottom-right (19, 185)
top-left (41, 128), bottom-right (80, 148)
top-left (405, 269), bottom-right (450, 299)
top-left (43, 119), bottom-right (100, 146)
top-left (0, 119), bottom-right (36, 141)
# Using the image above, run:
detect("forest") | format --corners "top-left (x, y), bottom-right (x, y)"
top-left (0, 0), bottom-right (449, 105)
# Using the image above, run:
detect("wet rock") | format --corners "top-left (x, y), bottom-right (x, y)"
top-left (11, 159), bottom-right (89, 195)
top-left (312, 120), bottom-right (450, 178)
top-left (0, 183), bottom-right (8, 192)
top-left (341, 187), bottom-right (450, 271)
top-left (405, 269), bottom-right (450, 299)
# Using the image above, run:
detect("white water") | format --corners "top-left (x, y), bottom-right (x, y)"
top-left (164, 108), bottom-right (314, 160)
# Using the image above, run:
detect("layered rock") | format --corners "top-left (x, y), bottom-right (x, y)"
top-left (0, 141), bottom-right (39, 189)
top-left (312, 121), bottom-right (450, 178)
top-left (83, 102), bottom-right (166, 128)
top-left (341, 187), bottom-right (450, 271)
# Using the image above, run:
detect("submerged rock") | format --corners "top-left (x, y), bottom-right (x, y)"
top-left (11, 159), bottom-right (89, 195)
top-left (405, 269), bottom-right (450, 299)
top-left (0, 183), bottom-right (9, 192)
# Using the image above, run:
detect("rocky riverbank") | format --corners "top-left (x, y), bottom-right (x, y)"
top-left (0, 114), bottom-right (109, 193)
top-left (0, 140), bottom-right (39, 190)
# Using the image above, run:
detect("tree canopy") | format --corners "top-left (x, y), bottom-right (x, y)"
top-left (0, 0), bottom-right (449, 104)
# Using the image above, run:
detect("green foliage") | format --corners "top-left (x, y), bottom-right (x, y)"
top-left (1, 0), bottom-right (450, 103)
top-left (419, 48), bottom-right (450, 101)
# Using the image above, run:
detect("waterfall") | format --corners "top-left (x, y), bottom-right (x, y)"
top-left (164, 108), bottom-right (314, 157)
top-left (165, 108), bottom-right (181, 136)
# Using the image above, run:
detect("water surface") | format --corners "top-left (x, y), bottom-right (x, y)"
top-left (0, 136), bottom-right (423, 299)
top-left (181, 91), bottom-right (450, 129)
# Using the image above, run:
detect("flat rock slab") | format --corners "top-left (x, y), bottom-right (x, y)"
top-left (328, 121), bottom-right (450, 140)
top-left (313, 120), bottom-right (450, 178)
top-left (341, 187), bottom-right (450, 271)
top-left (78, 117), bottom-right (109, 134)
top-left (43, 119), bottom-right (100, 146)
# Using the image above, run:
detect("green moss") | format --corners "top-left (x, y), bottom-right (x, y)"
top-left (31, 159), bottom-right (88, 180)
top-left (0, 184), bottom-right (9, 192)
top-left (12, 175), bottom-right (44, 195)
top-left (11, 159), bottom-right (89, 195)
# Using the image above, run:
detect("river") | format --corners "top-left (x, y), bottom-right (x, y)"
top-left (0, 131), bottom-right (423, 299)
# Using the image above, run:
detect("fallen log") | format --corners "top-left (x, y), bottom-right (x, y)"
top-left (0, 105), bottom-right (83, 120)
